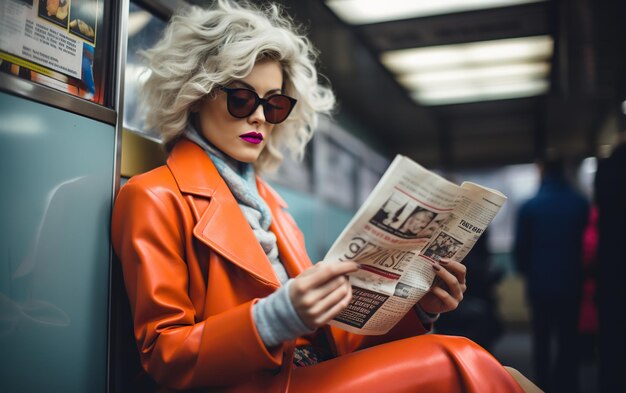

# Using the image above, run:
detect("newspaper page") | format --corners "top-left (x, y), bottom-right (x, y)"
top-left (324, 155), bottom-right (507, 335)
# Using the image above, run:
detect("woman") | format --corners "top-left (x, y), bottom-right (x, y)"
top-left (417, 213), bottom-right (447, 239)
top-left (398, 206), bottom-right (436, 237)
top-left (111, 1), bottom-right (540, 392)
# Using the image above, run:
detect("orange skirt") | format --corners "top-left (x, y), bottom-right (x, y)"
top-left (289, 334), bottom-right (523, 393)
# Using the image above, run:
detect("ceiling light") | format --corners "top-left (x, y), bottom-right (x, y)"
top-left (412, 78), bottom-right (549, 105)
top-left (398, 62), bottom-right (550, 89)
top-left (381, 36), bottom-right (553, 74)
top-left (325, 0), bottom-right (546, 25)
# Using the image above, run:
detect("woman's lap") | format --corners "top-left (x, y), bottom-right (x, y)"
top-left (289, 334), bottom-right (523, 393)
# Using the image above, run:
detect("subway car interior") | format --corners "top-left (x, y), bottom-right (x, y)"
top-left (1, 0), bottom-right (625, 392)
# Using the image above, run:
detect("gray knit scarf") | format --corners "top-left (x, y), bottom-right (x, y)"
top-left (184, 125), bottom-right (288, 283)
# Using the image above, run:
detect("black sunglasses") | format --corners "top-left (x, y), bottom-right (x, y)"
top-left (218, 86), bottom-right (297, 124)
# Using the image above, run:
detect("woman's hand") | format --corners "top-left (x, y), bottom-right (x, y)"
top-left (289, 261), bottom-right (359, 330)
top-left (418, 258), bottom-right (467, 315)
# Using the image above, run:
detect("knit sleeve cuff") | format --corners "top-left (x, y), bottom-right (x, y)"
top-left (252, 279), bottom-right (315, 348)
top-left (415, 304), bottom-right (440, 326)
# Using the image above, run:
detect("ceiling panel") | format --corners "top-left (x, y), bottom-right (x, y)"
top-left (317, 0), bottom-right (556, 166)
top-left (359, 2), bottom-right (550, 51)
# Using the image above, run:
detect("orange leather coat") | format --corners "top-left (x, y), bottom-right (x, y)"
top-left (111, 139), bottom-right (429, 392)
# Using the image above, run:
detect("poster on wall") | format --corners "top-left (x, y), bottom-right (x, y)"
top-left (0, 0), bottom-right (106, 105)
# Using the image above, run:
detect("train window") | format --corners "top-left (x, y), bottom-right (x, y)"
top-left (123, 1), bottom-right (167, 140)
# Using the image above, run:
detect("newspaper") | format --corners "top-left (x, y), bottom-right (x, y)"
top-left (324, 155), bottom-right (507, 335)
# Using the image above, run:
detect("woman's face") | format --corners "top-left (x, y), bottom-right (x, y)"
top-left (404, 211), bottom-right (434, 233)
top-left (195, 60), bottom-right (283, 163)
top-left (418, 217), bottom-right (441, 238)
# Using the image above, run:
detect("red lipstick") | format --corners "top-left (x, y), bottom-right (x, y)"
top-left (239, 132), bottom-right (263, 145)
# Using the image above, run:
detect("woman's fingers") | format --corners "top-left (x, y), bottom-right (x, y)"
top-left (419, 259), bottom-right (468, 314)
top-left (313, 283), bottom-right (353, 325)
top-left (290, 261), bottom-right (358, 329)
top-left (436, 260), bottom-right (467, 291)
top-left (429, 285), bottom-right (461, 310)
top-left (438, 259), bottom-right (467, 284)
top-left (297, 274), bottom-right (348, 310)
top-left (292, 261), bottom-right (358, 294)
top-left (302, 279), bottom-right (352, 326)
top-left (431, 260), bottom-right (466, 302)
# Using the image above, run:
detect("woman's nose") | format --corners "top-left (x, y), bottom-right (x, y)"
top-left (248, 104), bottom-right (266, 124)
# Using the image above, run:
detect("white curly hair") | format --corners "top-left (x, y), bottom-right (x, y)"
top-left (139, 0), bottom-right (335, 172)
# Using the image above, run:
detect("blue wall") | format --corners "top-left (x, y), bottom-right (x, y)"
top-left (0, 92), bottom-right (114, 392)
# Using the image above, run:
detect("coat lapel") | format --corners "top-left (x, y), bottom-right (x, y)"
top-left (167, 139), bottom-right (281, 288)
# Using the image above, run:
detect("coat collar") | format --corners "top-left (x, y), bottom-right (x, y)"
top-left (167, 139), bottom-right (282, 288)
top-left (167, 138), bottom-right (217, 198)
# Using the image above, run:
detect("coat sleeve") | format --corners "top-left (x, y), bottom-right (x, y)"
top-left (111, 180), bottom-right (284, 390)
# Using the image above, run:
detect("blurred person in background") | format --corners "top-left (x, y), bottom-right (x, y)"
top-left (578, 206), bottom-right (599, 360)
top-left (594, 110), bottom-right (626, 393)
top-left (514, 156), bottom-right (589, 392)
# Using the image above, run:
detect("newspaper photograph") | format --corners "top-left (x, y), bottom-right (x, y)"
top-left (324, 155), bottom-right (507, 335)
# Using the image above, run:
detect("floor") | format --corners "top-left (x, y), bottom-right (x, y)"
top-left (491, 328), bottom-right (599, 393)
